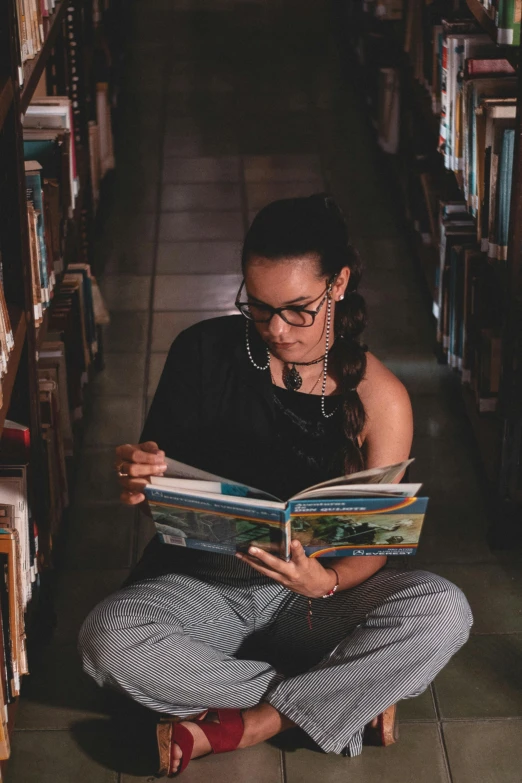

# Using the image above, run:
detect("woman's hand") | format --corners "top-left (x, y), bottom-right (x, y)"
top-left (115, 441), bottom-right (167, 505)
top-left (236, 540), bottom-right (337, 598)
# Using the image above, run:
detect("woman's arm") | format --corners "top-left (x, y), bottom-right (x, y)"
top-left (331, 357), bottom-right (414, 590)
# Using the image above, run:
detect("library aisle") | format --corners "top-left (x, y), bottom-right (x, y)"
top-left (7, 0), bottom-right (522, 781)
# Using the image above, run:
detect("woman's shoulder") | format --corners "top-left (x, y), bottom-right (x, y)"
top-left (357, 352), bottom-right (412, 436)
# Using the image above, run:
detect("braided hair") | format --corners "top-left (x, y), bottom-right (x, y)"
top-left (241, 194), bottom-right (368, 475)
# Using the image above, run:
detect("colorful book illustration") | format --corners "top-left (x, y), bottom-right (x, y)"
top-left (144, 458), bottom-right (428, 560)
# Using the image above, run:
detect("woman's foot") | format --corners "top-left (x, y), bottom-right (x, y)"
top-left (168, 715), bottom-right (214, 773)
top-left (167, 704), bottom-right (294, 774)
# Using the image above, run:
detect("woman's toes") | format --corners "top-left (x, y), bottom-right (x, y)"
top-left (171, 742), bottom-right (183, 772)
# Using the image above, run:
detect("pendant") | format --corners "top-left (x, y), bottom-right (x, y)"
top-left (282, 364), bottom-right (302, 391)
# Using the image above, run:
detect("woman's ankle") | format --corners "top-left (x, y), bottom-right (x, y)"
top-left (239, 703), bottom-right (295, 748)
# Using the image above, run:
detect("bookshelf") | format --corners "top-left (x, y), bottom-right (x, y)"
top-left (338, 0), bottom-right (522, 539)
top-left (0, 0), bottom-right (118, 767)
top-left (465, 0), bottom-right (498, 41)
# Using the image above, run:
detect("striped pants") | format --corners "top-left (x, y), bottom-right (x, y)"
top-left (78, 558), bottom-right (472, 756)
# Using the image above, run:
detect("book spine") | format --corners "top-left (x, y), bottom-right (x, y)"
top-left (497, 0), bottom-right (515, 44)
top-left (438, 36), bottom-right (448, 158)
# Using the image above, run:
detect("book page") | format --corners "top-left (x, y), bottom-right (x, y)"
top-left (290, 458), bottom-right (415, 500)
top-left (163, 457), bottom-right (279, 501)
top-left (293, 483), bottom-right (422, 500)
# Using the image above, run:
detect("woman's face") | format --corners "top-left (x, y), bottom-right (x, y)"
top-left (243, 255), bottom-right (350, 363)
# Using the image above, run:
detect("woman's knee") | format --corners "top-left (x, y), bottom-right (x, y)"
top-left (413, 570), bottom-right (473, 648)
top-left (78, 597), bottom-right (139, 686)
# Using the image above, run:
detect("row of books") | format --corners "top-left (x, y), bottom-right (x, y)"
top-left (0, 421), bottom-right (37, 760)
top-left (437, 202), bottom-right (503, 411)
top-left (23, 97), bottom-right (78, 323)
top-left (0, 288), bottom-right (14, 413)
top-left (391, 10), bottom-right (518, 414)
top-left (14, 0), bottom-right (59, 77)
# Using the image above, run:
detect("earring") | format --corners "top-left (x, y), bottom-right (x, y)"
top-left (339, 294), bottom-right (344, 301)
top-left (245, 321), bottom-right (270, 371)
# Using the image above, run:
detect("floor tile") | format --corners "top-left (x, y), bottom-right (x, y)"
top-left (71, 449), bottom-right (123, 505)
top-left (162, 156), bottom-right (240, 183)
top-left (6, 729), bottom-right (119, 783)
top-left (163, 131), bottom-right (239, 157)
top-left (434, 634), bottom-right (522, 718)
top-left (246, 180), bottom-right (324, 210)
top-left (83, 397), bottom-right (144, 447)
top-left (244, 154), bottom-right (323, 182)
top-left (148, 353), bottom-right (168, 397)
top-left (159, 211), bottom-right (244, 241)
top-left (161, 183), bottom-right (242, 211)
top-left (90, 353), bottom-right (146, 397)
top-left (443, 720), bottom-right (522, 783)
top-left (100, 276), bottom-right (152, 313)
top-left (156, 241), bottom-right (242, 273)
top-left (102, 311), bottom-right (150, 354)
top-left (428, 563), bottom-right (522, 634)
top-left (153, 274), bottom-right (242, 310)
top-left (51, 570), bottom-right (129, 645)
top-left (121, 741), bottom-right (283, 782)
top-left (397, 686), bottom-right (437, 721)
top-left (62, 504), bottom-right (137, 570)
top-left (103, 243), bottom-right (156, 275)
top-left (17, 645), bottom-right (112, 729)
top-left (284, 723), bottom-right (449, 783)
top-left (105, 213), bottom-right (158, 245)
top-left (151, 311), bottom-right (236, 352)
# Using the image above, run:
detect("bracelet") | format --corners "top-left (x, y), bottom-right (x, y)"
top-left (307, 566), bottom-right (340, 631)
top-left (321, 566), bottom-right (340, 598)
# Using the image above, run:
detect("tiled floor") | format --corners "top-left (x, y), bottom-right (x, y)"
top-left (7, 0), bottom-right (522, 781)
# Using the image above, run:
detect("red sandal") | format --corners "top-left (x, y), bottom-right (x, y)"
top-left (363, 703), bottom-right (399, 747)
top-left (157, 709), bottom-right (245, 777)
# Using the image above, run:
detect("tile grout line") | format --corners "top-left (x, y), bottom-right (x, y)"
top-left (280, 747), bottom-right (287, 783)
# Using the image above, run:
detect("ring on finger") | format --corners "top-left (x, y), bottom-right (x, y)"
top-left (115, 461), bottom-right (130, 478)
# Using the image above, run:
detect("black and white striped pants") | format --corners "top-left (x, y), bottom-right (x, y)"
top-left (78, 557), bottom-right (472, 756)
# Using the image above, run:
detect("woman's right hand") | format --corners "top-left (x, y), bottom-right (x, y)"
top-left (115, 441), bottom-right (167, 505)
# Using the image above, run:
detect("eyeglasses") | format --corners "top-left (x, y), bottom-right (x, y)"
top-left (235, 276), bottom-right (336, 327)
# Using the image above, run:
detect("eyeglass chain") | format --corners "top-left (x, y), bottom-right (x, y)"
top-left (245, 290), bottom-right (344, 419)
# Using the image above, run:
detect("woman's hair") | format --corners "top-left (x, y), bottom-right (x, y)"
top-left (241, 194), bottom-right (368, 475)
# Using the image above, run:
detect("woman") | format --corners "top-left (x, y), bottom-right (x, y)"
top-left (79, 195), bottom-right (472, 776)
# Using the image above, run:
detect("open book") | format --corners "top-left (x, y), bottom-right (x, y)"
top-left (143, 457), bottom-right (428, 560)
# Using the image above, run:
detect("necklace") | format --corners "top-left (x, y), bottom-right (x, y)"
top-left (281, 354), bottom-right (326, 392)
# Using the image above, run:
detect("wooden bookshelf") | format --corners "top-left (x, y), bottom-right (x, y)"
top-left (0, 78), bottom-right (13, 132)
top-left (20, 1), bottom-right (69, 113)
top-left (466, 0), bottom-right (498, 41)
top-left (0, 699), bottom-right (18, 775)
top-left (0, 309), bottom-right (27, 436)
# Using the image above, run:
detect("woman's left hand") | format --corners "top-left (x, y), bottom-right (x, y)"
top-left (236, 539), bottom-right (337, 598)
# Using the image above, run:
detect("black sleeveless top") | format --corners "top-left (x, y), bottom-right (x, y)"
top-left (272, 385), bottom-right (352, 499)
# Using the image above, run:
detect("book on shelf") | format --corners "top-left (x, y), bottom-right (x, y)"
top-left (24, 98), bottom-right (79, 213)
top-left (38, 345), bottom-right (74, 457)
top-left (1, 421), bottom-right (39, 589)
top-left (25, 161), bottom-right (51, 308)
top-left (143, 458), bottom-right (428, 560)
